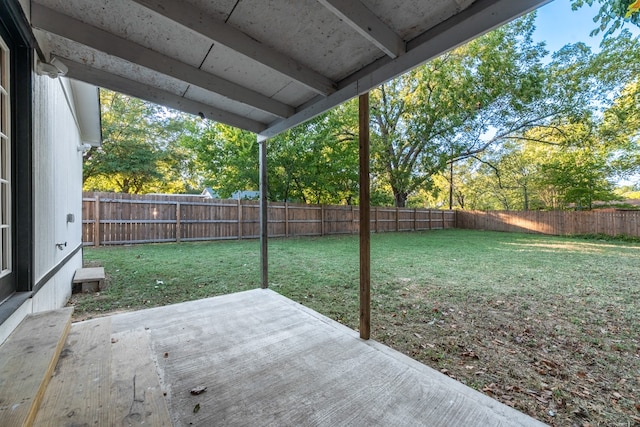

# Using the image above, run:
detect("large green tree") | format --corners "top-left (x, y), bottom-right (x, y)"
top-left (370, 15), bottom-right (551, 207)
top-left (571, 0), bottom-right (640, 37)
top-left (84, 90), bottom-right (198, 193)
top-left (182, 101), bottom-right (360, 204)
top-left (179, 121), bottom-right (259, 198)
top-left (268, 101), bottom-right (359, 204)
top-left (447, 29), bottom-right (640, 211)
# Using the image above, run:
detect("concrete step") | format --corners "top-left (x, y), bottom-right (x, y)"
top-left (72, 267), bottom-right (105, 293)
top-left (0, 307), bottom-right (73, 427)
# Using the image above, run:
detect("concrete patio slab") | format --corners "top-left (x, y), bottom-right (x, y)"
top-left (106, 289), bottom-right (546, 426)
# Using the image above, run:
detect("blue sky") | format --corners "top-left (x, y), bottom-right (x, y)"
top-left (533, 0), bottom-right (640, 54)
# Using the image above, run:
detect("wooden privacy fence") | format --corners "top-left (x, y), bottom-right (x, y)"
top-left (457, 210), bottom-right (640, 238)
top-left (82, 192), bottom-right (455, 246)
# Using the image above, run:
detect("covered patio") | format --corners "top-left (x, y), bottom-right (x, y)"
top-left (33, 289), bottom-right (545, 426)
top-left (29, 0), bottom-right (550, 338)
top-left (9, 0), bottom-right (553, 424)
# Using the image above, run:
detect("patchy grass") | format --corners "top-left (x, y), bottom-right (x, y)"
top-left (78, 230), bottom-right (640, 427)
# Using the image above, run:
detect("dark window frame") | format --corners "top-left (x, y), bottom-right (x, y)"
top-left (0, 0), bottom-right (35, 297)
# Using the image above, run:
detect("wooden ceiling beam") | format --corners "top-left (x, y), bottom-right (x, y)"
top-left (60, 58), bottom-right (267, 133)
top-left (131, 0), bottom-right (337, 96)
top-left (317, 0), bottom-right (405, 59)
top-left (31, 3), bottom-right (292, 119)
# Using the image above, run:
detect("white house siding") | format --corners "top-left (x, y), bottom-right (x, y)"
top-left (0, 76), bottom-right (86, 344)
top-left (33, 75), bottom-right (84, 308)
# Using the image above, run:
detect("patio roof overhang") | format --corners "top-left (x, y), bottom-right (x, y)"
top-left (30, 0), bottom-right (549, 141)
top-left (28, 0), bottom-right (550, 340)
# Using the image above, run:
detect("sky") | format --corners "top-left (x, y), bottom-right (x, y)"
top-left (533, 0), bottom-right (640, 54)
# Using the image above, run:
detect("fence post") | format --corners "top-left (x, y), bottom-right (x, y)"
top-left (396, 207), bottom-right (399, 232)
top-left (176, 202), bottom-right (181, 243)
top-left (237, 199), bottom-right (243, 240)
top-left (414, 208), bottom-right (417, 231)
top-left (93, 196), bottom-right (101, 247)
top-left (285, 202), bottom-right (289, 237)
top-left (351, 205), bottom-right (356, 234)
top-left (375, 207), bottom-right (378, 233)
top-left (321, 204), bottom-right (325, 236)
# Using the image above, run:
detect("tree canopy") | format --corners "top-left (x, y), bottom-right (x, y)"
top-left (571, 0), bottom-right (640, 37)
top-left (84, 90), bottom-right (201, 194)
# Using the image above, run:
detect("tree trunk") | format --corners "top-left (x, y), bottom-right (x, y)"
top-left (394, 191), bottom-right (408, 207)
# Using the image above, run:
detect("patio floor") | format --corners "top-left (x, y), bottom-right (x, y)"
top-left (44, 289), bottom-right (547, 426)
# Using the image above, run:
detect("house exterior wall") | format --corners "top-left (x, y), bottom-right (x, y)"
top-left (0, 76), bottom-right (86, 344)
top-left (32, 75), bottom-right (84, 305)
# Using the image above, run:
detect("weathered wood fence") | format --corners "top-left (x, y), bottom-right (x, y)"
top-left (456, 210), bottom-right (640, 238)
top-left (82, 192), bottom-right (455, 246)
top-left (82, 193), bottom-right (640, 246)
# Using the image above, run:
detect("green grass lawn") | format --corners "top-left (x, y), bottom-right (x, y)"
top-left (79, 229), bottom-right (640, 426)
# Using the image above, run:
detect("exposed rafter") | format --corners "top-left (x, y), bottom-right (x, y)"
top-left (130, 0), bottom-right (337, 96)
top-left (31, 3), bottom-right (293, 119)
top-left (61, 59), bottom-right (267, 133)
top-left (317, 0), bottom-right (405, 59)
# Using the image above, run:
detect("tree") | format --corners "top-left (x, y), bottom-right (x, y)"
top-left (571, 0), bottom-right (640, 37)
top-left (447, 28), bottom-right (640, 211)
top-left (84, 90), bottom-right (198, 193)
top-left (268, 101), bottom-right (359, 204)
top-left (370, 14), bottom-right (548, 207)
top-left (599, 78), bottom-right (640, 178)
top-left (179, 121), bottom-right (259, 198)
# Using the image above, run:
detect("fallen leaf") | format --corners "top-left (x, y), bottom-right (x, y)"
top-left (414, 332), bottom-right (422, 339)
top-left (482, 384), bottom-right (496, 394)
top-left (191, 386), bottom-right (207, 395)
top-left (572, 407), bottom-right (589, 419)
top-left (462, 350), bottom-right (479, 359)
top-left (541, 359), bottom-right (559, 369)
top-left (612, 392), bottom-right (622, 399)
top-left (193, 403), bottom-right (200, 413)
top-left (164, 352), bottom-right (169, 358)
top-left (111, 338), bottom-right (118, 344)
